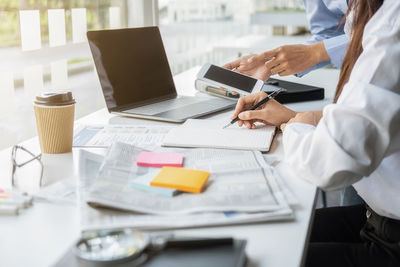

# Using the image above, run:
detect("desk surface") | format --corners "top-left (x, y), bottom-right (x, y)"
top-left (0, 67), bottom-right (339, 267)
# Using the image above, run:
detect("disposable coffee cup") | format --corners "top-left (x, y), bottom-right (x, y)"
top-left (34, 92), bottom-right (76, 154)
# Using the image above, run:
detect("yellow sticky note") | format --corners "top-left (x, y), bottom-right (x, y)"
top-left (150, 167), bottom-right (210, 194)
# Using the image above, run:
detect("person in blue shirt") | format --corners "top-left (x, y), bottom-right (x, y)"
top-left (223, 0), bottom-right (349, 79)
top-left (297, 0), bottom-right (348, 76)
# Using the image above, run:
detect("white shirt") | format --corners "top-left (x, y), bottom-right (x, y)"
top-left (282, 0), bottom-right (400, 220)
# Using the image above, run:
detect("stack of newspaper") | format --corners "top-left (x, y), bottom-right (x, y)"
top-left (78, 142), bottom-right (293, 231)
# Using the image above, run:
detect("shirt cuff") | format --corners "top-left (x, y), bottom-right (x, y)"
top-left (323, 35), bottom-right (349, 69)
top-left (295, 61), bottom-right (330, 77)
top-left (283, 122), bottom-right (316, 139)
top-left (282, 123), bottom-right (316, 169)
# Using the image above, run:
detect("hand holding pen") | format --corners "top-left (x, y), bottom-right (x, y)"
top-left (225, 88), bottom-right (297, 129)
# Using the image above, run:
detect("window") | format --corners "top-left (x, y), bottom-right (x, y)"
top-left (158, 0), bottom-right (307, 76)
top-left (0, 0), bottom-right (308, 150)
top-left (0, 0), bottom-right (129, 149)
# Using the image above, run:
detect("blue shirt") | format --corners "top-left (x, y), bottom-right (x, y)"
top-left (298, 0), bottom-right (349, 77)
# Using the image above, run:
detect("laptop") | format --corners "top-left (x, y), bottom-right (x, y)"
top-left (87, 27), bottom-right (235, 122)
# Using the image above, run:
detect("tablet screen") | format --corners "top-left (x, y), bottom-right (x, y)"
top-left (204, 65), bottom-right (257, 92)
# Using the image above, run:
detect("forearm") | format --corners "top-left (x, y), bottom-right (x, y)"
top-left (311, 110), bottom-right (323, 123)
top-left (310, 42), bottom-right (330, 64)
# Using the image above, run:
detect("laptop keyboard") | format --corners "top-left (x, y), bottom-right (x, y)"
top-left (124, 96), bottom-right (201, 116)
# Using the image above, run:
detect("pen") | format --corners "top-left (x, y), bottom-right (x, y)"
top-left (206, 86), bottom-right (240, 99)
top-left (222, 88), bottom-right (284, 129)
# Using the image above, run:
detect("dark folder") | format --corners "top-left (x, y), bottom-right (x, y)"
top-left (263, 78), bottom-right (325, 104)
top-left (53, 239), bottom-right (247, 267)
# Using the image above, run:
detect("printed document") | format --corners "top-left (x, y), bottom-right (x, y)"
top-left (73, 124), bottom-right (172, 147)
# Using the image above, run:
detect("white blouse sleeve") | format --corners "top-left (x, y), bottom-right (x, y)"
top-left (282, 1), bottom-right (400, 191)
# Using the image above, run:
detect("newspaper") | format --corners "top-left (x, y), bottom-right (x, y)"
top-left (86, 142), bottom-right (290, 216)
top-left (36, 145), bottom-right (293, 230)
top-left (73, 124), bottom-right (172, 148)
top-left (81, 204), bottom-right (293, 231)
top-left (80, 145), bottom-right (292, 230)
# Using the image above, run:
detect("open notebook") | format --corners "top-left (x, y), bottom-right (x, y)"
top-left (162, 119), bottom-right (276, 152)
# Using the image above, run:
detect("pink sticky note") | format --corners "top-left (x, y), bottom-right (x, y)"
top-left (136, 151), bottom-right (184, 168)
top-left (0, 188), bottom-right (5, 193)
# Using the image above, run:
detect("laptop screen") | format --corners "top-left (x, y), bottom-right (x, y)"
top-left (87, 27), bottom-right (177, 111)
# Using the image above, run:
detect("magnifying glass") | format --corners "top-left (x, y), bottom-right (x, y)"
top-left (74, 228), bottom-right (233, 264)
top-left (74, 229), bottom-right (150, 264)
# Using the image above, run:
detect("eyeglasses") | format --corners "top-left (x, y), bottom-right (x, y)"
top-left (11, 145), bottom-right (43, 187)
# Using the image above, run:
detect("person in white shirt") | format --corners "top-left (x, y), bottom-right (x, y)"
top-left (224, 0), bottom-right (363, 207)
top-left (230, 0), bottom-right (400, 266)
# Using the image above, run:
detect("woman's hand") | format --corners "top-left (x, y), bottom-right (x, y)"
top-left (231, 91), bottom-right (297, 129)
top-left (280, 111), bottom-right (322, 131)
top-left (223, 54), bottom-right (271, 81)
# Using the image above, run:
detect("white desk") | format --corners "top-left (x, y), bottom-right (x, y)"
top-left (0, 67), bottom-right (340, 267)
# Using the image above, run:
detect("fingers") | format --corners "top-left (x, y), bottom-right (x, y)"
top-left (280, 123), bottom-right (287, 132)
top-left (238, 109), bottom-right (268, 122)
top-left (265, 55), bottom-right (286, 70)
top-left (264, 57), bottom-right (277, 70)
top-left (224, 55), bottom-right (256, 71)
top-left (237, 54), bottom-right (265, 71)
top-left (277, 69), bottom-right (292, 76)
top-left (242, 55), bottom-right (257, 68)
top-left (246, 53), bottom-right (266, 65)
top-left (243, 120), bottom-right (253, 129)
top-left (238, 110), bottom-right (269, 129)
top-left (231, 93), bottom-right (261, 119)
top-left (262, 48), bottom-right (278, 60)
top-left (237, 119), bottom-right (254, 129)
top-left (264, 46), bottom-right (293, 75)
top-left (232, 97), bottom-right (246, 119)
top-left (238, 119), bottom-right (268, 129)
top-left (270, 63), bottom-right (287, 75)
top-left (265, 58), bottom-right (285, 77)
top-left (239, 119), bottom-right (258, 129)
top-left (222, 58), bottom-right (241, 70)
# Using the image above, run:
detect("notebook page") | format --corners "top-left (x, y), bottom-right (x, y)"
top-left (162, 119), bottom-right (276, 151)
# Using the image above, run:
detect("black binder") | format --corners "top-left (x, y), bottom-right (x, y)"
top-left (263, 78), bottom-right (325, 104)
top-left (54, 239), bottom-right (247, 267)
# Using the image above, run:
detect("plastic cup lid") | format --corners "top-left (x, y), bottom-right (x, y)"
top-left (34, 92), bottom-right (75, 106)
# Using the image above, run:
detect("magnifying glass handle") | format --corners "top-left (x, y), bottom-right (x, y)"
top-left (166, 237), bottom-right (233, 248)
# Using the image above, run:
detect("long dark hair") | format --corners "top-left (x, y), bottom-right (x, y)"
top-left (334, 0), bottom-right (384, 103)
